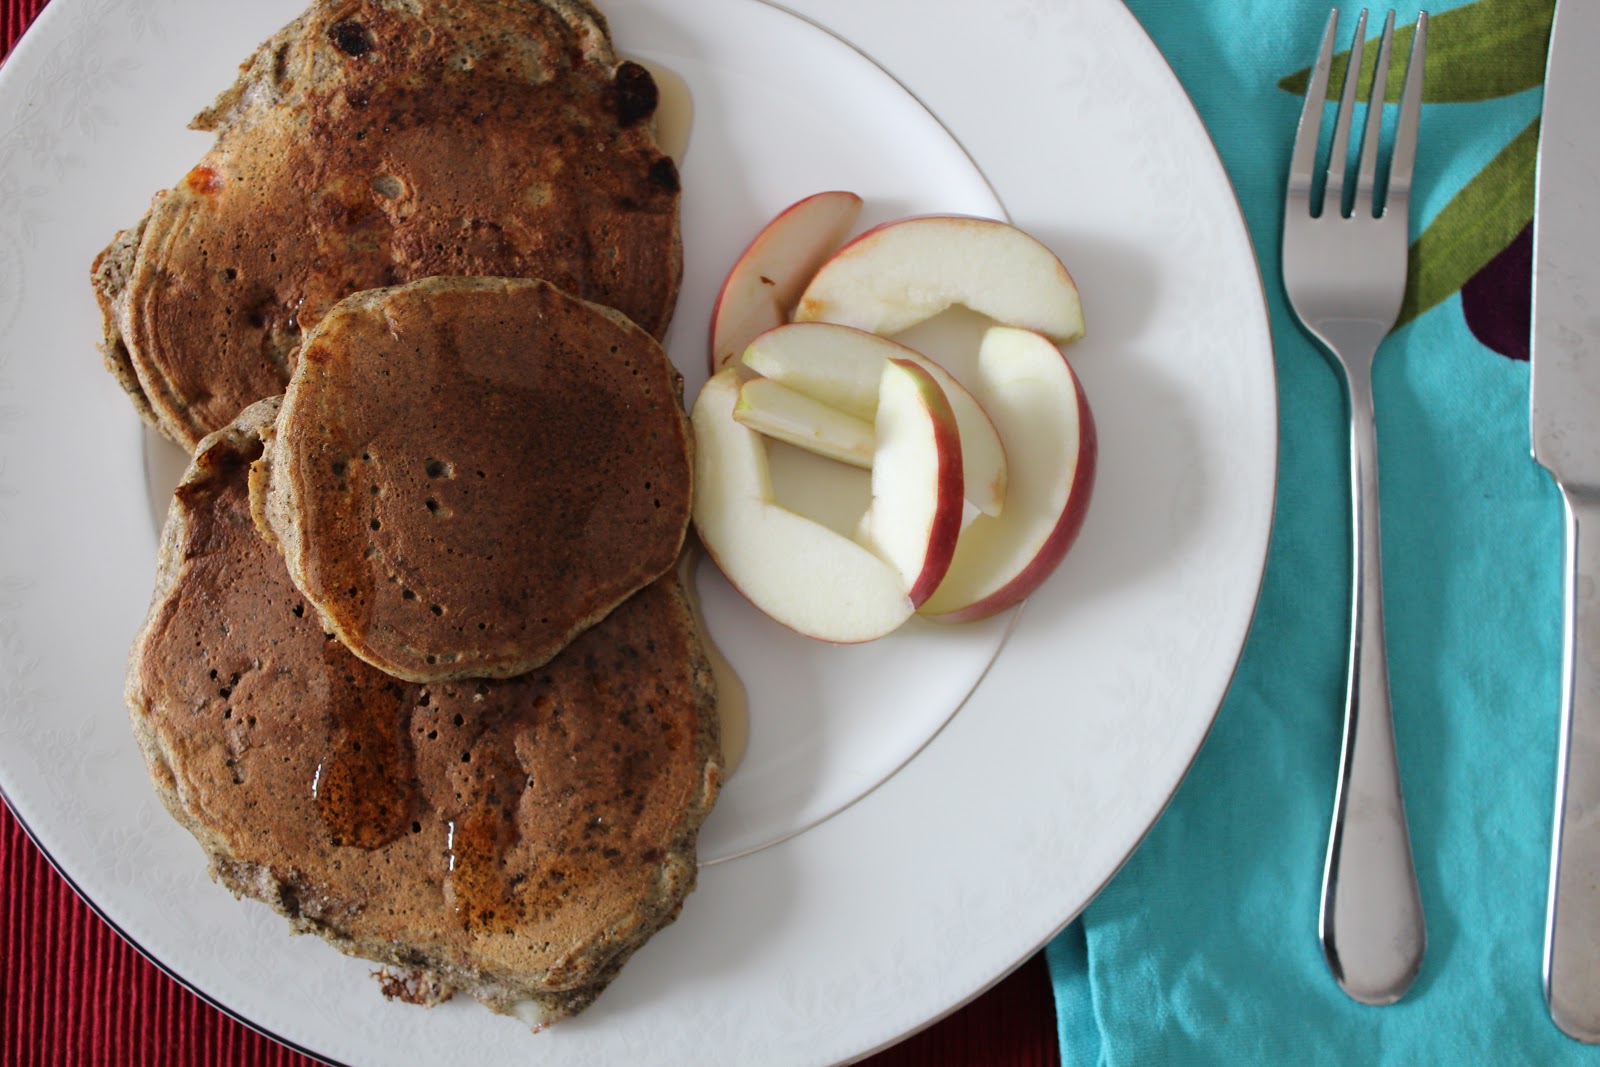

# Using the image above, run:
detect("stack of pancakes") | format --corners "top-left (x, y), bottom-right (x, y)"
top-left (93, 0), bottom-right (680, 451)
top-left (99, 0), bottom-right (720, 1030)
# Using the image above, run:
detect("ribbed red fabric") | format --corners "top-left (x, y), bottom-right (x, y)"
top-left (0, 0), bottom-right (31, 56)
top-left (4, 804), bottom-right (1059, 1066)
top-left (0, 2), bottom-right (1061, 1063)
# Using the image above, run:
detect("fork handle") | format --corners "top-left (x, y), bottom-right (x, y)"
top-left (1545, 489), bottom-right (1600, 1041)
top-left (1319, 370), bottom-right (1427, 1005)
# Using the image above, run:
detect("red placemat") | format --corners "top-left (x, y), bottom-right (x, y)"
top-left (0, 3), bottom-right (1061, 1064)
top-left (2, 801), bottom-right (1060, 1066)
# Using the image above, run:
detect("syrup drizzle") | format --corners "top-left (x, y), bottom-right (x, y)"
top-left (311, 642), bottom-right (416, 849)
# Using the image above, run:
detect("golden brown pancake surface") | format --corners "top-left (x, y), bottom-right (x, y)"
top-left (128, 399), bottom-right (721, 1025)
top-left (257, 276), bottom-right (692, 683)
top-left (93, 0), bottom-right (682, 450)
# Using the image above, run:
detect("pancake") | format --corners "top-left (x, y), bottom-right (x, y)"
top-left (92, 0), bottom-right (682, 451)
top-left (128, 398), bottom-right (722, 1027)
top-left (254, 275), bottom-right (692, 683)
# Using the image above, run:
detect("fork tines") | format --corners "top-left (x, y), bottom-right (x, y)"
top-left (1289, 8), bottom-right (1428, 221)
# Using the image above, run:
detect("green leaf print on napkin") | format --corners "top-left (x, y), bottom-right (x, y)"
top-left (1398, 117), bottom-right (1537, 328)
top-left (1279, 0), bottom-right (1554, 103)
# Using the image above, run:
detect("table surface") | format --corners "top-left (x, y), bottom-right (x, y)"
top-left (0, 2), bottom-right (1063, 1064)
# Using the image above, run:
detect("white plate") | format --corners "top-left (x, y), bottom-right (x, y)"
top-left (0, 0), bottom-right (1275, 1064)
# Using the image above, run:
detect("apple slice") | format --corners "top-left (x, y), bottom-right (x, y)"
top-left (744, 322), bottom-right (1007, 518)
top-left (794, 215), bottom-right (1085, 344)
top-left (734, 377), bottom-right (875, 469)
top-left (708, 190), bottom-right (863, 372)
top-left (690, 366), bottom-right (914, 643)
top-left (919, 327), bottom-right (1096, 622)
top-left (857, 359), bottom-right (965, 607)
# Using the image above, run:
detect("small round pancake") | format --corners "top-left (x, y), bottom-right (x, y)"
top-left (258, 276), bottom-right (692, 683)
top-left (128, 399), bottom-right (721, 1025)
top-left (92, 0), bottom-right (681, 450)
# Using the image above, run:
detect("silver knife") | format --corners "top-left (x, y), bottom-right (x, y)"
top-left (1532, 0), bottom-right (1600, 1043)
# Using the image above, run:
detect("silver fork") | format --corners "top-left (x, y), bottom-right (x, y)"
top-left (1282, 8), bottom-right (1428, 1006)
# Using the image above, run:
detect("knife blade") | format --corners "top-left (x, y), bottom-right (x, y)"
top-left (1531, 0), bottom-right (1600, 1043)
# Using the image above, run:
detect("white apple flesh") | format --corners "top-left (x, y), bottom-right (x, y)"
top-left (742, 321), bottom-right (881, 420)
top-left (795, 214), bottom-right (1085, 345)
top-left (743, 322), bottom-right (1008, 518)
top-left (734, 376), bottom-right (875, 469)
top-left (690, 367), bottom-right (915, 643)
top-left (856, 359), bottom-right (966, 607)
top-left (919, 327), bottom-right (1097, 622)
top-left (708, 190), bottom-right (864, 372)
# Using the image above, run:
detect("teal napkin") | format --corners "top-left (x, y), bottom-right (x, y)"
top-left (1045, 2), bottom-right (1588, 1062)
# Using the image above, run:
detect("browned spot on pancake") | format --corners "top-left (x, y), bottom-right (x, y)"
top-left (648, 157), bottom-right (679, 194)
top-left (329, 19), bottom-right (375, 57)
top-left (613, 61), bottom-right (657, 127)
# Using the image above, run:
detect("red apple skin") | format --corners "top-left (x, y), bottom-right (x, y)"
top-left (691, 365), bottom-right (916, 643)
top-left (707, 191), bottom-right (863, 374)
top-left (790, 211), bottom-right (1081, 340)
top-left (806, 213), bottom-right (1001, 264)
top-left (888, 358), bottom-right (967, 608)
top-left (924, 368), bottom-right (1096, 622)
top-left (794, 214), bottom-right (1082, 328)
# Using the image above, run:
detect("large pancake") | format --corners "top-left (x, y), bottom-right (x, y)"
top-left (128, 399), bottom-right (721, 1026)
top-left (93, 0), bottom-right (681, 451)
top-left (255, 275), bottom-right (692, 683)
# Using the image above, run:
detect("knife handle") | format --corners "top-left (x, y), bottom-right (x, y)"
top-left (1546, 489), bottom-right (1600, 1042)
top-left (1319, 370), bottom-right (1426, 1005)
